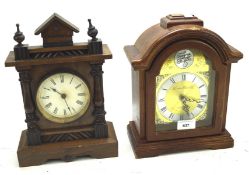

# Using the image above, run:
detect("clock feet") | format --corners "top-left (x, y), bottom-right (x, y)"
top-left (17, 122), bottom-right (118, 167)
top-left (127, 121), bottom-right (234, 158)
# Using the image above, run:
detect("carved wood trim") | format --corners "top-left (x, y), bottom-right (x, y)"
top-left (90, 63), bottom-right (108, 138)
top-left (18, 70), bottom-right (41, 145)
top-left (30, 48), bottom-right (88, 59)
top-left (41, 130), bottom-right (94, 143)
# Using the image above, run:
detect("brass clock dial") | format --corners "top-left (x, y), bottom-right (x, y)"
top-left (155, 49), bottom-right (215, 130)
top-left (156, 72), bottom-right (208, 122)
top-left (36, 72), bottom-right (90, 123)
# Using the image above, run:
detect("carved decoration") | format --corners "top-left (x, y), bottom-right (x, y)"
top-left (13, 24), bottom-right (30, 60)
top-left (30, 48), bottom-right (87, 59)
top-left (14, 24), bottom-right (25, 46)
top-left (90, 63), bottom-right (108, 138)
top-left (42, 131), bottom-right (94, 143)
top-left (19, 71), bottom-right (41, 145)
top-left (87, 19), bottom-right (103, 54)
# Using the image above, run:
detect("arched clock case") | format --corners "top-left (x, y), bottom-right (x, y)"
top-left (124, 14), bottom-right (243, 158)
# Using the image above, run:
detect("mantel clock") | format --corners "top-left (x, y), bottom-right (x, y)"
top-left (124, 14), bottom-right (243, 158)
top-left (5, 13), bottom-right (118, 167)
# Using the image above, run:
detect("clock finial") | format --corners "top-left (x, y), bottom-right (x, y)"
top-left (13, 23), bottom-right (25, 46)
top-left (87, 19), bottom-right (98, 41)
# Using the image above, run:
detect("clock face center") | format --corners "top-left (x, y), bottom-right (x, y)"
top-left (61, 93), bottom-right (66, 99)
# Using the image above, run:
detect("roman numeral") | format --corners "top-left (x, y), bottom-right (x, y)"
top-left (43, 87), bottom-right (50, 91)
top-left (161, 107), bottom-right (167, 113)
top-left (182, 74), bottom-right (186, 81)
top-left (190, 112), bottom-right (195, 118)
top-left (64, 109), bottom-right (67, 116)
top-left (53, 107), bottom-right (58, 114)
top-left (201, 95), bottom-right (207, 98)
top-left (197, 104), bottom-right (203, 109)
top-left (41, 96), bottom-right (49, 99)
top-left (158, 98), bottom-right (165, 102)
top-left (192, 76), bottom-right (196, 82)
top-left (199, 84), bottom-right (205, 88)
top-left (72, 107), bottom-right (76, 112)
top-left (180, 114), bottom-right (184, 120)
top-left (169, 113), bottom-right (174, 119)
top-left (76, 100), bottom-right (83, 105)
top-left (75, 84), bottom-right (82, 89)
top-left (70, 76), bottom-right (74, 84)
top-left (45, 102), bottom-right (52, 109)
top-left (50, 79), bottom-right (56, 86)
top-left (78, 93), bottom-right (86, 96)
top-left (60, 75), bottom-right (64, 83)
top-left (170, 78), bottom-right (176, 83)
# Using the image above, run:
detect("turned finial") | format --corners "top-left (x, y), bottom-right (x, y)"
top-left (87, 19), bottom-right (98, 41)
top-left (13, 24), bottom-right (25, 46)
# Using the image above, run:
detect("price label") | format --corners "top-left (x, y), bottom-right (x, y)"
top-left (177, 119), bottom-right (196, 130)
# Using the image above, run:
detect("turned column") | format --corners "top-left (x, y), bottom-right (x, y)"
top-left (17, 68), bottom-right (41, 145)
top-left (90, 63), bottom-right (108, 138)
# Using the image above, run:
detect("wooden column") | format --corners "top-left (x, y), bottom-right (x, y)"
top-left (90, 63), bottom-right (108, 138)
top-left (17, 68), bottom-right (41, 145)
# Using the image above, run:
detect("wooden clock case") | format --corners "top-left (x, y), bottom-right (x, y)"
top-left (124, 14), bottom-right (243, 158)
top-left (5, 13), bottom-right (118, 167)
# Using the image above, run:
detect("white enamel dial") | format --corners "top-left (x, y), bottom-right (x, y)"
top-left (36, 72), bottom-right (90, 123)
top-left (156, 72), bottom-right (208, 122)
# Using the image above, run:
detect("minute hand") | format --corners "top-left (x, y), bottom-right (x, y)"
top-left (184, 96), bottom-right (204, 103)
top-left (64, 98), bottom-right (72, 114)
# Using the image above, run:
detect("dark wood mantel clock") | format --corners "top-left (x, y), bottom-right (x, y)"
top-left (5, 13), bottom-right (118, 167)
top-left (124, 14), bottom-right (243, 158)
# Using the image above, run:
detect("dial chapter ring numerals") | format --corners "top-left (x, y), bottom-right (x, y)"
top-left (156, 72), bottom-right (208, 123)
top-left (36, 72), bottom-right (90, 124)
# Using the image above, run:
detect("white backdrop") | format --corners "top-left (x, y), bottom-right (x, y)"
top-left (0, 0), bottom-right (248, 174)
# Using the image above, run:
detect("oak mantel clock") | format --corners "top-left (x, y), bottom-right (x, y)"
top-left (5, 13), bottom-right (118, 167)
top-left (124, 14), bottom-right (243, 158)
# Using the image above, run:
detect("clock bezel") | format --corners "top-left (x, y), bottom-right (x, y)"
top-left (155, 72), bottom-right (209, 123)
top-left (146, 40), bottom-right (229, 141)
top-left (35, 69), bottom-right (92, 124)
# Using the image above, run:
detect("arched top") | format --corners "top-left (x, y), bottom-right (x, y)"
top-left (124, 23), bottom-right (243, 70)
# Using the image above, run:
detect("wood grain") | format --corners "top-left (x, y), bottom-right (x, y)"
top-left (18, 122), bottom-right (118, 167)
top-left (5, 44), bottom-right (112, 67)
top-left (128, 121), bottom-right (233, 158)
top-left (124, 14), bottom-right (242, 158)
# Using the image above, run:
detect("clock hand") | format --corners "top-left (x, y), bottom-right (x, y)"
top-left (50, 87), bottom-right (72, 114)
top-left (63, 98), bottom-right (72, 114)
top-left (181, 95), bottom-right (203, 103)
top-left (179, 95), bottom-right (190, 118)
top-left (50, 87), bottom-right (68, 100)
top-left (50, 87), bottom-right (63, 95)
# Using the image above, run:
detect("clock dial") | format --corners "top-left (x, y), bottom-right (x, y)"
top-left (155, 49), bottom-right (215, 131)
top-left (36, 73), bottom-right (90, 123)
top-left (156, 73), bottom-right (208, 122)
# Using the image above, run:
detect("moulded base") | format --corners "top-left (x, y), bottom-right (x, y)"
top-left (127, 121), bottom-right (234, 158)
top-left (17, 121), bottom-right (118, 167)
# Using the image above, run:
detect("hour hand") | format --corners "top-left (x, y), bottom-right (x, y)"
top-left (181, 95), bottom-right (200, 103)
top-left (50, 87), bottom-right (62, 95)
top-left (179, 95), bottom-right (190, 115)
